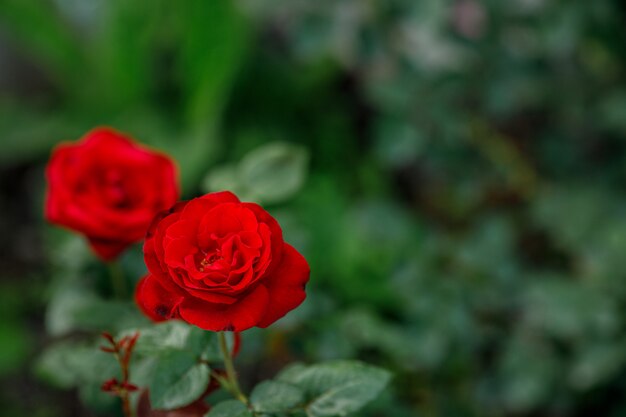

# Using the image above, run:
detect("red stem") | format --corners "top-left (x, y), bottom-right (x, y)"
top-left (122, 395), bottom-right (132, 417)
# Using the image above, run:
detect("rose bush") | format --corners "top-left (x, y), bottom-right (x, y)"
top-left (135, 191), bottom-right (310, 331)
top-left (45, 128), bottom-right (179, 260)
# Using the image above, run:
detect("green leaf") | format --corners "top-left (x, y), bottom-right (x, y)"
top-left (73, 300), bottom-right (148, 333)
top-left (203, 164), bottom-right (249, 198)
top-left (130, 356), bottom-right (159, 388)
top-left (36, 341), bottom-right (118, 389)
top-left (198, 334), bottom-right (223, 363)
top-left (202, 141), bottom-right (310, 204)
top-left (128, 320), bottom-right (220, 361)
top-left (277, 360), bottom-right (391, 416)
top-left (276, 363), bottom-right (308, 383)
top-left (250, 380), bottom-right (304, 413)
top-left (131, 321), bottom-right (195, 353)
top-left (188, 329), bottom-right (222, 363)
top-left (205, 400), bottom-right (252, 417)
top-left (149, 350), bottom-right (210, 410)
top-left (239, 142), bottom-right (309, 204)
top-left (46, 281), bottom-right (147, 336)
top-left (307, 380), bottom-right (387, 417)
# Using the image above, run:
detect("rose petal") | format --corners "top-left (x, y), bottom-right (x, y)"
top-left (198, 204), bottom-right (258, 242)
top-left (258, 244), bottom-right (310, 328)
top-left (144, 203), bottom-right (187, 275)
top-left (179, 284), bottom-right (269, 332)
top-left (241, 203), bottom-right (284, 276)
top-left (198, 191), bottom-right (241, 205)
top-left (163, 238), bottom-right (197, 269)
top-left (179, 285), bottom-right (238, 305)
top-left (135, 275), bottom-right (184, 322)
top-left (181, 192), bottom-right (241, 223)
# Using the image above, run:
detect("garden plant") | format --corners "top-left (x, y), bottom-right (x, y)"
top-left (0, 1), bottom-right (626, 417)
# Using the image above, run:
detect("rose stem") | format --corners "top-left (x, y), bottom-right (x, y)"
top-left (117, 357), bottom-right (133, 417)
top-left (218, 331), bottom-right (248, 404)
top-left (121, 395), bottom-right (133, 417)
top-left (108, 261), bottom-right (126, 299)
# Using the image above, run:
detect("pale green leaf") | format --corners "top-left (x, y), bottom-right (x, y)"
top-left (149, 350), bottom-right (210, 410)
top-left (307, 380), bottom-right (387, 417)
top-left (205, 400), bottom-right (252, 417)
top-left (277, 360), bottom-right (391, 416)
top-left (127, 320), bottom-right (220, 361)
top-left (36, 341), bottom-right (118, 389)
top-left (239, 142), bottom-right (309, 204)
top-left (250, 380), bottom-right (304, 412)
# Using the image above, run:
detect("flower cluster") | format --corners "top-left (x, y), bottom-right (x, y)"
top-left (41, 128), bottom-right (391, 417)
top-left (45, 128), bottom-right (310, 331)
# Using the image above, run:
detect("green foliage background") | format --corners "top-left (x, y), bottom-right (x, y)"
top-left (1, 0), bottom-right (626, 416)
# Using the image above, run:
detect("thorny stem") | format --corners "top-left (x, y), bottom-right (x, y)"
top-left (218, 331), bottom-right (248, 405)
top-left (122, 396), bottom-right (133, 417)
top-left (101, 332), bottom-right (138, 417)
top-left (108, 261), bottom-right (127, 299)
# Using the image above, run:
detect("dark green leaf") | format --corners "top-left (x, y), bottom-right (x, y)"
top-left (276, 363), bottom-right (308, 383)
top-left (279, 360), bottom-right (390, 396)
top-left (149, 350), bottom-right (210, 410)
top-left (204, 400), bottom-right (252, 417)
top-left (128, 320), bottom-right (220, 361)
top-left (131, 321), bottom-right (196, 353)
top-left (47, 285), bottom-right (147, 336)
top-left (250, 380), bottom-right (304, 413)
top-left (277, 360), bottom-right (391, 416)
top-left (36, 341), bottom-right (118, 389)
top-left (307, 380), bottom-right (387, 417)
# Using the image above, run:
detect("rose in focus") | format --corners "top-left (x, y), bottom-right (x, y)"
top-left (135, 191), bottom-right (310, 331)
top-left (45, 128), bottom-right (179, 260)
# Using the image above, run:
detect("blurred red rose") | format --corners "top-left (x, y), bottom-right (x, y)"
top-left (45, 127), bottom-right (179, 261)
top-left (135, 191), bottom-right (310, 331)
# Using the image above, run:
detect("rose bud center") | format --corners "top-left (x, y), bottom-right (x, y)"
top-left (197, 250), bottom-right (224, 272)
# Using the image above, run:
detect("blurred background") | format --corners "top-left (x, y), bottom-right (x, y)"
top-left (1, 0), bottom-right (626, 416)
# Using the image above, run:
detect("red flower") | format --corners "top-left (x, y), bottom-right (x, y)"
top-left (45, 127), bottom-right (179, 261)
top-left (135, 191), bottom-right (310, 332)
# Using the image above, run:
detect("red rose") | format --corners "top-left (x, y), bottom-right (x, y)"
top-left (135, 191), bottom-right (310, 332)
top-left (45, 127), bottom-right (179, 261)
